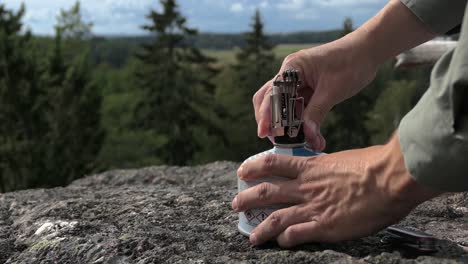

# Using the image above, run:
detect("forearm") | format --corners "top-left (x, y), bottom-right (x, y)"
top-left (338, 0), bottom-right (436, 66)
top-left (398, 3), bottom-right (468, 192)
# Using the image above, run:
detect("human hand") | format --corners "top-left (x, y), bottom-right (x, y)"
top-left (231, 133), bottom-right (441, 247)
top-left (254, 38), bottom-right (378, 150)
top-left (254, 0), bottom-right (437, 151)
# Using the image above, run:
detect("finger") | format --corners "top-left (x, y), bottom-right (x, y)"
top-left (304, 122), bottom-right (326, 151)
top-left (253, 80), bottom-right (272, 125)
top-left (278, 52), bottom-right (307, 83)
top-left (304, 121), bottom-right (320, 151)
top-left (238, 154), bottom-right (306, 181)
top-left (257, 85), bottom-right (273, 138)
top-left (303, 98), bottom-right (332, 150)
top-left (276, 220), bottom-right (325, 248)
top-left (303, 90), bottom-right (332, 126)
top-left (250, 205), bottom-right (308, 246)
top-left (317, 132), bottom-right (326, 151)
top-left (233, 181), bottom-right (301, 212)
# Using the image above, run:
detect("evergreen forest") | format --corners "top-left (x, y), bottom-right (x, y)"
top-left (0, 1), bottom-right (432, 192)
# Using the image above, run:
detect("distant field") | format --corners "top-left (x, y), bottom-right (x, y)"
top-left (274, 43), bottom-right (319, 58)
top-left (204, 43), bottom-right (319, 65)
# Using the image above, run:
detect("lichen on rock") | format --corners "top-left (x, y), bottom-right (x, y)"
top-left (0, 161), bottom-right (467, 263)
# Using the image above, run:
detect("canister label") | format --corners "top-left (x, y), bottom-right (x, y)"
top-left (237, 146), bottom-right (320, 236)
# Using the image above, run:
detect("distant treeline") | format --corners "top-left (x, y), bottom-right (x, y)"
top-left (33, 30), bottom-right (341, 67)
top-left (185, 30), bottom-right (342, 49)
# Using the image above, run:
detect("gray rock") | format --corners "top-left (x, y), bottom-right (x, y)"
top-left (0, 161), bottom-right (467, 263)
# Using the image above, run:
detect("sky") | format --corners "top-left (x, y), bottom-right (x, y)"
top-left (3, 0), bottom-right (387, 36)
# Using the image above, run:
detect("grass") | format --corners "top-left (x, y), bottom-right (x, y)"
top-left (273, 43), bottom-right (319, 58)
top-left (203, 48), bottom-right (238, 65)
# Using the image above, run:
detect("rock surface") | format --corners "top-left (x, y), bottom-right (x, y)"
top-left (0, 161), bottom-right (467, 263)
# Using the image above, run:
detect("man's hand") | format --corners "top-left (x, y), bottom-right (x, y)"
top-left (253, 0), bottom-right (436, 150)
top-left (254, 40), bottom-right (378, 151)
top-left (231, 134), bottom-right (441, 247)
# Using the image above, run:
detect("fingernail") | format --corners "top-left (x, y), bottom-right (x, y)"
top-left (231, 196), bottom-right (238, 211)
top-left (257, 125), bottom-right (264, 138)
top-left (237, 165), bottom-right (244, 179)
top-left (258, 122), bottom-right (269, 138)
top-left (250, 232), bottom-right (259, 245)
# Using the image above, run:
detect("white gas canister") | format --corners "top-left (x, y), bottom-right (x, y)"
top-left (237, 69), bottom-right (319, 236)
top-left (237, 145), bottom-right (320, 236)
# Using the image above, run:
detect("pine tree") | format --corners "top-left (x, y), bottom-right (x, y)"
top-left (341, 17), bottom-right (353, 37)
top-left (366, 80), bottom-right (418, 144)
top-left (56, 1), bottom-right (92, 63)
top-left (96, 59), bottom-right (167, 169)
top-left (43, 18), bottom-right (104, 185)
top-left (234, 9), bottom-right (275, 100)
top-left (321, 17), bottom-right (376, 151)
top-left (0, 2), bottom-right (104, 192)
top-left (56, 1), bottom-right (92, 40)
top-left (134, 0), bottom-right (221, 165)
top-left (223, 9), bottom-right (276, 160)
top-left (0, 4), bottom-right (48, 191)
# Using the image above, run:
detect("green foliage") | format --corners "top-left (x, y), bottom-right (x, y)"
top-left (133, 0), bottom-right (222, 165)
top-left (95, 60), bottom-right (166, 169)
top-left (90, 37), bottom-right (143, 67)
top-left (27, 32), bottom-right (340, 69)
top-left (56, 1), bottom-right (92, 40)
top-left (341, 17), bottom-right (353, 37)
top-left (44, 30), bottom-right (104, 185)
top-left (321, 17), bottom-right (386, 152)
top-left (321, 17), bottom-right (366, 151)
top-left (0, 4), bottom-right (49, 191)
top-left (322, 62), bottom-right (393, 151)
top-left (219, 9), bottom-right (277, 161)
top-left (56, 1), bottom-right (93, 65)
top-left (0, 3), bottom-right (104, 192)
top-left (233, 9), bottom-right (275, 99)
top-left (27, 33), bottom-right (340, 69)
top-left (0, 1), bottom-right (434, 192)
top-left (184, 30), bottom-right (341, 50)
top-left (366, 80), bottom-right (418, 144)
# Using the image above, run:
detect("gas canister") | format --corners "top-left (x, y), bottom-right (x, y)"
top-left (237, 69), bottom-right (321, 236)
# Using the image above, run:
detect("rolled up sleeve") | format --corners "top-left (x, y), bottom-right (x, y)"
top-left (398, 3), bottom-right (468, 192)
top-left (400, 0), bottom-right (467, 34)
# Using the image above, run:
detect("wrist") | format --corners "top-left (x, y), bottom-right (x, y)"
top-left (378, 133), bottom-right (441, 208)
top-left (335, 31), bottom-right (380, 78)
top-left (349, 0), bottom-right (436, 67)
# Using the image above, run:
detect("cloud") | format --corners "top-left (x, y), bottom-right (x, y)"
top-left (1, 0), bottom-right (388, 35)
top-left (259, 1), bottom-right (269, 8)
top-left (318, 0), bottom-right (383, 7)
top-left (275, 0), bottom-right (319, 21)
top-left (2, 0), bottom-right (157, 35)
top-left (276, 0), bottom-right (306, 11)
top-left (230, 3), bottom-right (244, 13)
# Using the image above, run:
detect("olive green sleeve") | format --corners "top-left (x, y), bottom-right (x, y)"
top-left (398, 4), bottom-right (468, 192)
top-left (400, 0), bottom-right (467, 34)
